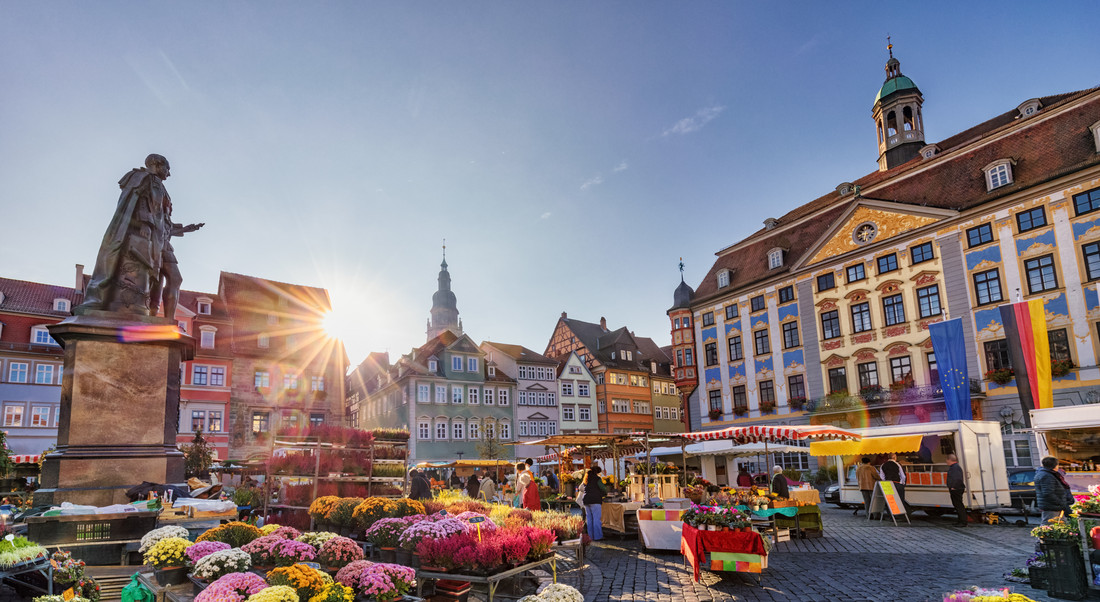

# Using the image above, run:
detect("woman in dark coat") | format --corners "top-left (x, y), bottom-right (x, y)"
top-left (582, 466), bottom-right (607, 540)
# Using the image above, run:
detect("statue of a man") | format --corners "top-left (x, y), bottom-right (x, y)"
top-left (77, 154), bottom-right (200, 317)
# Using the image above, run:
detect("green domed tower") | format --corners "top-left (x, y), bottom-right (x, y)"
top-left (872, 43), bottom-right (925, 171)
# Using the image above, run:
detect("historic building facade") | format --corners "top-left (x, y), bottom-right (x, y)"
top-left (220, 271), bottom-right (348, 461)
top-left (176, 289), bottom-right (234, 460)
top-left (675, 52), bottom-right (1100, 469)
top-left (351, 255), bottom-right (516, 463)
top-left (552, 352), bottom-right (599, 434)
top-left (480, 341), bottom-right (559, 459)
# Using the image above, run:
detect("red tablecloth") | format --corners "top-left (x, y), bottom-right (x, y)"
top-left (680, 523), bottom-right (767, 582)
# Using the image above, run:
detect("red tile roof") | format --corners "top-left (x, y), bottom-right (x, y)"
top-left (482, 341), bottom-right (557, 364)
top-left (0, 277), bottom-right (80, 317)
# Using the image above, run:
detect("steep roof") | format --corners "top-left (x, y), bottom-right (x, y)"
top-left (482, 341), bottom-right (557, 365)
top-left (695, 88), bottom-right (1100, 304)
top-left (218, 271), bottom-right (332, 316)
top-left (0, 277), bottom-right (79, 317)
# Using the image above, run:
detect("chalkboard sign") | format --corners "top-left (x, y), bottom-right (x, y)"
top-left (468, 516), bottom-right (486, 523)
top-left (301, 562), bottom-right (322, 570)
top-left (868, 480), bottom-right (910, 526)
top-left (438, 510), bottom-right (448, 516)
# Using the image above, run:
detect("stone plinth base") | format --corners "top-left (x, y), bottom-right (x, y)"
top-left (35, 312), bottom-right (194, 507)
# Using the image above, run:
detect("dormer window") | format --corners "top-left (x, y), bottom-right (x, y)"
top-left (488, 365), bottom-right (496, 377)
top-left (717, 270), bottom-right (730, 289)
top-left (1090, 120), bottom-right (1100, 153)
top-left (767, 248), bottom-right (784, 269)
top-left (1016, 98), bottom-right (1042, 119)
top-left (984, 159), bottom-right (1015, 191)
top-left (197, 298), bottom-right (212, 315)
top-left (611, 351), bottom-right (616, 359)
top-left (919, 144), bottom-right (939, 159)
top-left (428, 359), bottom-right (438, 372)
top-left (53, 298), bottom-right (70, 312)
top-left (31, 325), bottom-right (57, 346)
top-left (836, 182), bottom-right (853, 196)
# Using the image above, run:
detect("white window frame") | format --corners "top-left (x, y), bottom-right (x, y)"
top-left (53, 298), bottom-right (69, 312)
top-left (468, 419), bottom-right (481, 440)
top-left (428, 359), bottom-right (438, 372)
top-left (199, 326), bottom-right (216, 349)
top-left (498, 389), bottom-right (509, 405)
top-left (484, 387), bottom-right (494, 405)
top-left (548, 392), bottom-right (556, 406)
top-left (519, 421), bottom-right (528, 437)
top-left (561, 381), bottom-right (573, 396)
top-left (435, 417), bottom-right (449, 440)
top-left (418, 384), bottom-right (430, 403)
top-left (192, 365), bottom-right (208, 386)
top-left (562, 405), bottom-right (575, 421)
top-left (467, 357), bottom-right (478, 372)
top-left (311, 376), bottom-right (324, 391)
top-left (30, 406), bottom-right (51, 427)
top-left (435, 385), bottom-right (447, 404)
top-left (488, 365), bottom-right (496, 377)
top-left (3, 405), bottom-right (23, 427)
top-left (768, 248), bottom-right (784, 269)
top-left (452, 356), bottom-right (463, 371)
top-left (418, 418), bottom-right (431, 440)
top-left (537, 392), bottom-right (547, 406)
top-left (31, 326), bottom-right (57, 346)
top-left (468, 386), bottom-right (479, 405)
top-left (34, 364), bottom-right (55, 385)
top-left (197, 299), bottom-right (212, 315)
top-left (578, 383), bottom-right (590, 397)
top-left (499, 421), bottom-right (511, 441)
top-left (254, 370), bottom-right (270, 388)
top-left (518, 391), bottom-right (527, 406)
top-left (984, 159), bottom-right (1014, 191)
top-left (717, 270), bottom-right (730, 288)
top-left (283, 373), bottom-right (298, 390)
top-left (579, 406), bottom-right (591, 421)
top-left (452, 419), bottom-right (465, 441)
top-left (452, 386), bottom-right (463, 404)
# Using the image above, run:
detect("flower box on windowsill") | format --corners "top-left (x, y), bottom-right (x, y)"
top-left (708, 410), bottom-right (722, 420)
top-left (732, 407), bottom-right (748, 417)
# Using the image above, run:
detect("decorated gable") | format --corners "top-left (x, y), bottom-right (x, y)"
top-left (804, 203), bottom-right (953, 267)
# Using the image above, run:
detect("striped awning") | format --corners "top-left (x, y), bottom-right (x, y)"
top-left (537, 446), bottom-right (579, 462)
top-left (679, 425), bottom-right (861, 444)
top-left (808, 434), bottom-right (924, 457)
top-left (11, 455), bottom-right (40, 464)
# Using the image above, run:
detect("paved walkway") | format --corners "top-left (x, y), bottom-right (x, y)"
top-left (554, 505), bottom-right (1092, 602)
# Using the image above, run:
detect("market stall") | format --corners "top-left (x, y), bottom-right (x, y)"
top-left (1030, 405), bottom-right (1100, 494)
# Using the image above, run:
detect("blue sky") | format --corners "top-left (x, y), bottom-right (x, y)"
top-left (2, 2), bottom-right (1098, 366)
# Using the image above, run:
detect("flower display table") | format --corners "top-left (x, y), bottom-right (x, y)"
top-left (0, 556), bottom-right (54, 596)
top-left (637, 508), bottom-right (685, 551)
top-left (602, 501), bottom-right (643, 534)
top-left (414, 554), bottom-right (561, 602)
top-left (680, 523), bottom-right (767, 583)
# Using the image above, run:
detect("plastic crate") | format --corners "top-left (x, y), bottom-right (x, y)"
top-left (1042, 541), bottom-right (1089, 600)
top-left (1028, 566), bottom-right (1050, 590)
top-left (25, 511), bottom-right (158, 545)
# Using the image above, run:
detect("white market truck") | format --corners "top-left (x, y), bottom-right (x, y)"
top-left (822, 420), bottom-right (1011, 514)
top-left (1029, 405), bottom-right (1100, 495)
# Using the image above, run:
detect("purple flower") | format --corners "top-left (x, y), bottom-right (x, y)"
top-left (195, 571), bottom-right (267, 602)
top-left (186, 541), bottom-right (232, 564)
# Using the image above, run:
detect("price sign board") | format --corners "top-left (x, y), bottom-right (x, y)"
top-left (868, 480), bottom-right (910, 526)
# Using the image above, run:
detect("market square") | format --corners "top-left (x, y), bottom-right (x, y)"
top-left (2, 3), bottom-right (1100, 602)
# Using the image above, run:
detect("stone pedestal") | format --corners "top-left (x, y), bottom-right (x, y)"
top-left (35, 312), bottom-right (195, 507)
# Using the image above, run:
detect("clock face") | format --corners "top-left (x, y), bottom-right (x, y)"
top-left (853, 222), bottom-right (878, 245)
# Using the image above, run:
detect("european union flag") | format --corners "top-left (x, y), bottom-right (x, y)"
top-left (929, 318), bottom-right (972, 421)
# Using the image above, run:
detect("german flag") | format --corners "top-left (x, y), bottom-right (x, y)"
top-left (998, 298), bottom-right (1052, 412)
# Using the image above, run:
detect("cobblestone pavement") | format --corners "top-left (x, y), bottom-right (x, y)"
top-left (556, 505), bottom-right (1096, 602)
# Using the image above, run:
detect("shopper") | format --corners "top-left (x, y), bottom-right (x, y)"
top-left (770, 465), bottom-right (790, 499)
top-left (408, 469), bottom-right (431, 501)
top-left (855, 456), bottom-right (880, 517)
top-left (878, 453), bottom-right (910, 511)
top-left (582, 465), bottom-right (607, 541)
top-left (1035, 456), bottom-right (1075, 524)
top-left (736, 465), bottom-right (753, 488)
top-left (478, 471), bottom-right (497, 502)
top-left (466, 469), bottom-right (481, 498)
top-left (545, 469), bottom-right (560, 493)
top-left (946, 454), bottom-right (967, 527)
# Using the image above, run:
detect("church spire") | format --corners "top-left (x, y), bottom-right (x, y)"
top-left (872, 40), bottom-right (925, 171)
top-left (427, 243), bottom-right (462, 341)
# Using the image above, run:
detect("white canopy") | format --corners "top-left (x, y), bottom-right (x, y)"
top-left (633, 441), bottom-right (807, 459)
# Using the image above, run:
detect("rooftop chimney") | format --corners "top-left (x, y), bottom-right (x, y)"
top-left (561, 311), bottom-right (567, 319)
top-left (600, 317), bottom-right (607, 331)
top-left (74, 263), bottom-right (85, 294)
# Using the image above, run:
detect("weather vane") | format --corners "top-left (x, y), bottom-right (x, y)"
top-left (442, 238), bottom-right (446, 260)
top-left (887, 34), bottom-right (893, 58)
top-left (679, 257), bottom-right (685, 279)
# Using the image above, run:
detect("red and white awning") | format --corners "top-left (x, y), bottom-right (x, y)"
top-left (679, 425), bottom-right (861, 444)
top-left (537, 446), bottom-right (579, 462)
top-left (11, 455), bottom-right (40, 464)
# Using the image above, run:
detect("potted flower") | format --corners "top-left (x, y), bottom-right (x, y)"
top-left (365, 564), bottom-right (416, 598)
top-left (334, 559), bottom-right (374, 590)
top-left (859, 384), bottom-right (884, 402)
top-left (295, 531), bottom-right (339, 548)
top-left (195, 521), bottom-right (262, 548)
top-left (305, 582), bottom-right (355, 602)
top-left (1071, 484), bottom-right (1100, 516)
top-left (732, 406), bottom-right (748, 417)
top-left (139, 526), bottom-right (190, 555)
top-left (364, 517), bottom-right (407, 563)
top-left (985, 367), bottom-right (1015, 385)
top-left (185, 541), bottom-right (231, 566)
top-left (191, 549), bottom-right (251, 582)
top-left (326, 498), bottom-right (362, 536)
top-left (499, 532), bottom-right (531, 567)
top-left (193, 572), bottom-right (267, 602)
top-left (707, 408), bottom-right (722, 420)
top-left (1051, 358), bottom-right (1075, 378)
top-left (246, 585), bottom-right (297, 602)
top-left (265, 564), bottom-right (329, 601)
top-left (787, 396), bottom-right (806, 411)
top-left (241, 535), bottom-right (283, 569)
top-left (270, 539), bottom-right (317, 567)
top-left (317, 536), bottom-right (364, 570)
top-left (143, 537), bottom-right (192, 586)
top-left (523, 527), bottom-right (557, 560)
top-left (474, 541), bottom-right (504, 575)
top-left (758, 400), bottom-right (776, 414)
top-left (416, 536), bottom-right (458, 572)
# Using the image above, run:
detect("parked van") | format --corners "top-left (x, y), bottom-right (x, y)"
top-left (819, 420), bottom-right (1010, 514)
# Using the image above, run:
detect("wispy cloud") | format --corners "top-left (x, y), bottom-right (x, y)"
top-left (662, 104), bottom-right (725, 136)
top-left (540, 212), bottom-right (552, 220)
top-left (580, 175), bottom-right (603, 191)
top-left (613, 160), bottom-right (629, 172)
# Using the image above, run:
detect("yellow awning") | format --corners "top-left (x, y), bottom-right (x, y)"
top-left (809, 434), bottom-right (924, 457)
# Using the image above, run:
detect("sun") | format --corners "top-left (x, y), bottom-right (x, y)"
top-left (322, 308), bottom-right (354, 341)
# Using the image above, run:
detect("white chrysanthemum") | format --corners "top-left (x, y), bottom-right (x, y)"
top-left (140, 525), bottom-right (190, 554)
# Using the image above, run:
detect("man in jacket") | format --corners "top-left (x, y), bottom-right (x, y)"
top-left (878, 453), bottom-right (910, 512)
top-left (408, 469), bottom-right (431, 501)
top-left (946, 454), bottom-right (967, 527)
top-left (855, 456), bottom-right (880, 518)
top-left (1035, 456), bottom-right (1075, 524)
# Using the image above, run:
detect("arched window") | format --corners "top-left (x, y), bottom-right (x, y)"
top-left (902, 106), bottom-right (914, 131)
top-left (452, 418), bottom-right (465, 441)
top-left (468, 418), bottom-right (481, 440)
top-left (886, 111), bottom-right (898, 136)
top-left (417, 417), bottom-right (431, 440)
top-left (434, 416), bottom-right (449, 440)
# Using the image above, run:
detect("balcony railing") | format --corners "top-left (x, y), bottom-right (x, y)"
top-left (805, 378), bottom-right (984, 415)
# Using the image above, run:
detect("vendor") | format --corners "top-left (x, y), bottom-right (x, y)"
top-left (770, 465), bottom-right (790, 499)
top-left (736, 465), bottom-right (753, 487)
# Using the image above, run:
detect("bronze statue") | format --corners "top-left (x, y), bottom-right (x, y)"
top-left (77, 154), bottom-right (202, 318)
